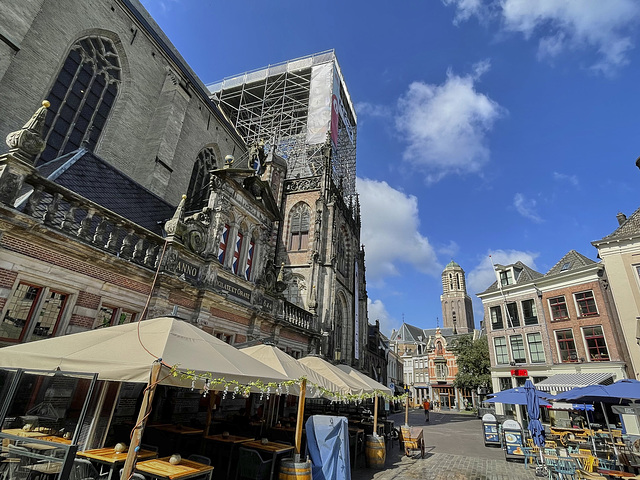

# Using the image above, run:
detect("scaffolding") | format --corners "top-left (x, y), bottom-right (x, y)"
top-left (207, 50), bottom-right (358, 201)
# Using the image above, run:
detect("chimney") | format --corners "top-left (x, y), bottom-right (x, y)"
top-left (616, 212), bottom-right (627, 225)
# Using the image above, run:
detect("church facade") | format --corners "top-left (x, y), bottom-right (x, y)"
top-left (0, 0), bottom-right (368, 365)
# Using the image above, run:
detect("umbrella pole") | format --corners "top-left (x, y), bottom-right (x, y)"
top-left (373, 395), bottom-right (378, 436)
top-left (121, 361), bottom-right (162, 480)
top-left (601, 401), bottom-right (619, 456)
top-left (203, 392), bottom-right (216, 437)
top-left (294, 378), bottom-right (306, 458)
top-left (405, 392), bottom-right (409, 426)
top-left (584, 403), bottom-right (597, 453)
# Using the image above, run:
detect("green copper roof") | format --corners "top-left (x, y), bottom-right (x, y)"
top-left (445, 260), bottom-right (460, 269)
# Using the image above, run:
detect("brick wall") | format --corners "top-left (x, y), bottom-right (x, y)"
top-left (1, 234), bottom-right (151, 294)
top-left (209, 306), bottom-right (250, 326)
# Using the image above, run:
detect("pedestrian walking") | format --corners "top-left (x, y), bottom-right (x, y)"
top-left (423, 398), bottom-right (430, 422)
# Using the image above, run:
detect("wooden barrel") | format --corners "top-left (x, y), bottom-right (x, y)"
top-left (279, 458), bottom-right (311, 480)
top-left (365, 435), bottom-right (386, 469)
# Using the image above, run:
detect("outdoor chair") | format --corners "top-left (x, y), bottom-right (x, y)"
top-left (522, 447), bottom-right (538, 470)
top-left (546, 440), bottom-right (558, 449)
top-left (186, 455), bottom-right (211, 480)
top-left (119, 469), bottom-right (146, 480)
top-left (595, 457), bottom-right (617, 470)
top-left (579, 449), bottom-right (592, 456)
top-left (576, 469), bottom-right (607, 479)
top-left (568, 446), bottom-right (579, 454)
top-left (236, 448), bottom-right (272, 480)
top-left (556, 459), bottom-right (577, 480)
top-left (545, 457), bottom-right (559, 480)
top-left (70, 458), bottom-right (104, 480)
top-left (545, 448), bottom-right (557, 456)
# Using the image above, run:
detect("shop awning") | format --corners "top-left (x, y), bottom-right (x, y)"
top-left (551, 402), bottom-right (595, 411)
top-left (535, 373), bottom-right (615, 392)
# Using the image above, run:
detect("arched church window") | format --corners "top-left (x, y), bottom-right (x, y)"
top-left (334, 301), bottom-right (343, 360)
top-left (39, 36), bottom-right (121, 163)
top-left (449, 273), bottom-right (453, 290)
top-left (288, 203), bottom-right (310, 251)
top-left (285, 275), bottom-right (306, 308)
top-left (336, 228), bottom-right (349, 276)
top-left (456, 273), bottom-right (461, 290)
top-left (186, 147), bottom-right (217, 212)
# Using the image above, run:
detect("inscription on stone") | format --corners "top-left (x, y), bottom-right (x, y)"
top-left (215, 276), bottom-right (252, 302)
top-left (174, 258), bottom-right (200, 280)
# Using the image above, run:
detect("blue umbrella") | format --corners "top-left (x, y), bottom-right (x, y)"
top-left (554, 379), bottom-right (640, 404)
top-left (486, 386), bottom-right (552, 407)
top-left (553, 379), bottom-right (640, 455)
top-left (524, 380), bottom-right (545, 448)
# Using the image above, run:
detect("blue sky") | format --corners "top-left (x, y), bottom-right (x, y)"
top-left (140, 0), bottom-right (640, 336)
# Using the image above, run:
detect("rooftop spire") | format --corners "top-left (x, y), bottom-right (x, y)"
top-left (5, 100), bottom-right (50, 164)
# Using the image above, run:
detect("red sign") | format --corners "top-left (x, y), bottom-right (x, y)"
top-left (510, 369), bottom-right (528, 377)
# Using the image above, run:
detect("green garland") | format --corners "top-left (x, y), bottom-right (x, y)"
top-left (169, 365), bottom-right (407, 403)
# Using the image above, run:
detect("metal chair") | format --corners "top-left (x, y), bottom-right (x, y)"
top-left (522, 447), bottom-right (538, 470)
top-left (556, 459), bottom-right (577, 480)
top-left (236, 448), bottom-right (272, 480)
top-left (186, 455), bottom-right (211, 480)
top-left (119, 468), bottom-right (146, 480)
top-left (70, 458), bottom-right (104, 480)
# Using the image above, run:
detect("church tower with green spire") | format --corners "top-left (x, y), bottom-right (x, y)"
top-left (440, 260), bottom-right (475, 334)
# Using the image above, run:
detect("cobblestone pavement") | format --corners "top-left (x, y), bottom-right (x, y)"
top-left (351, 409), bottom-right (539, 480)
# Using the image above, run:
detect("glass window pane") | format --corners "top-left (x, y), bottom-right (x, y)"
top-left (527, 333), bottom-right (545, 363)
top-left (510, 335), bottom-right (526, 363)
top-left (96, 306), bottom-right (115, 329)
top-left (28, 290), bottom-right (67, 342)
top-left (0, 284), bottom-right (42, 341)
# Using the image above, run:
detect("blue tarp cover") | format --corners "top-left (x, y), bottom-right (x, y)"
top-left (305, 415), bottom-right (351, 480)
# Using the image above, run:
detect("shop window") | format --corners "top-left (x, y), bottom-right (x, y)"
top-left (549, 296), bottom-right (569, 321)
top-left (575, 291), bottom-right (598, 317)
top-left (499, 377), bottom-right (512, 391)
top-left (490, 306), bottom-right (503, 330)
top-left (582, 326), bottom-right (609, 361)
top-left (494, 337), bottom-right (509, 365)
top-left (39, 36), bottom-right (120, 163)
top-left (527, 332), bottom-right (545, 363)
top-left (522, 299), bottom-right (538, 325)
top-left (556, 329), bottom-right (578, 362)
top-left (186, 147), bottom-right (217, 212)
top-left (288, 203), bottom-right (310, 251)
top-left (509, 335), bottom-right (526, 363)
top-left (0, 283), bottom-right (68, 342)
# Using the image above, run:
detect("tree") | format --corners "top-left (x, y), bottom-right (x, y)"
top-left (453, 335), bottom-right (492, 392)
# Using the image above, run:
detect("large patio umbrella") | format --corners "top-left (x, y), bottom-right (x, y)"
top-left (336, 365), bottom-right (392, 437)
top-left (241, 345), bottom-right (347, 456)
top-left (552, 379), bottom-right (640, 455)
top-left (0, 317), bottom-right (291, 478)
top-left (298, 356), bottom-right (371, 395)
top-left (524, 380), bottom-right (545, 466)
top-left (241, 345), bottom-right (345, 398)
top-left (486, 387), bottom-right (552, 407)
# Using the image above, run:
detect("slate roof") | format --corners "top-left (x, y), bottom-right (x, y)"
top-left (593, 206), bottom-right (640, 245)
top-left (478, 261), bottom-right (544, 295)
top-left (545, 250), bottom-right (596, 276)
top-left (36, 148), bottom-right (175, 235)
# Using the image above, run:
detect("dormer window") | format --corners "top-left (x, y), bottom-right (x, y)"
top-left (499, 270), bottom-right (514, 286)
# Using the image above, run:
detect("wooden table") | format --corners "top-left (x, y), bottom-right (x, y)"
top-left (598, 469), bottom-right (635, 478)
top-left (204, 434), bottom-right (254, 478)
top-left (240, 440), bottom-right (294, 480)
top-left (78, 447), bottom-right (157, 480)
top-left (1, 429), bottom-right (48, 438)
top-left (135, 456), bottom-right (213, 480)
top-left (38, 436), bottom-right (72, 445)
top-left (24, 461), bottom-right (63, 476)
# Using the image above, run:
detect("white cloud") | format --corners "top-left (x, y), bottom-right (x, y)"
top-left (357, 178), bottom-right (440, 284)
top-left (356, 102), bottom-right (391, 118)
top-left (513, 193), bottom-right (543, 223)
top-left (467, 249), bottom-right (540, 319)
top-left (368, 298), bottom-right (399, 337)
top-left (444, 0), bottom-right (640, 73)
top-left (395, 62), bottom-right (504, 183)
top-left (552, 172), bottom-right (579, 187)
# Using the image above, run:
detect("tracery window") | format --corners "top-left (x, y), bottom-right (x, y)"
top-left (40, 36), bottom-right (121, 163)
top-left (288, 203), bottom-right (310, 251)
top-left (186, 147), bottom-right (217, 212)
